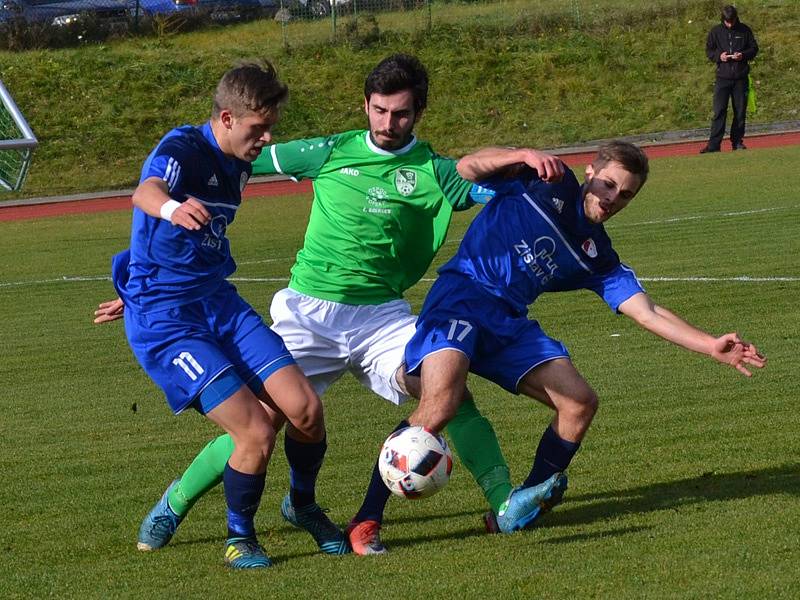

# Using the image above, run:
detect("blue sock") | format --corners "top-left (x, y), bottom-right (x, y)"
top-left (285, 434), bottom-right (327, 508)
top-left (352, 420), bottom-right (409, 524)
top-left (523, 426), bottom-right (580, 488)
top-left (223, 463), bottom-right (265, 539)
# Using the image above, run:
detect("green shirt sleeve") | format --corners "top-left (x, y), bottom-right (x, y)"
top-left (432, 154), bottom-right (474, 211)
top-left (251, 135), bottom-right (337, 179)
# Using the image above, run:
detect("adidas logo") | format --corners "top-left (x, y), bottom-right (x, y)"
top-left (208, 174), bottom-right (218, 187)
top-left (225, 545), bottom-right (242, 561)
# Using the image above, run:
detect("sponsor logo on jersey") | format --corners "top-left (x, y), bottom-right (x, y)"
top-left (364, 187), bottom-right (391, 214)
top-left (551, 196), bottom-right (564, 213)
top-left (514, 236), bottom-right (558, 284)
top-left (339, 167), bottom-right (360, 176)
top-left (395, 168), bottom-right (417, 196)
top-left (202, 215), bottom-right (228, 251)
top-left (581, 238), bottom-right (598, 258)
top-left (367, 186), bottom-right (389, 202)
top-left (208, 174), bottom-right (218, 187)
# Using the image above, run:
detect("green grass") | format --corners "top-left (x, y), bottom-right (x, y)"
top-left (1, 147), bottom-right (798, 598)
top-left (1, 0), bottom-right (799, 199)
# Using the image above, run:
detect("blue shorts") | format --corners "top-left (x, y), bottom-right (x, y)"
top-left (124, 282), bottom-right (295, 414)
top-left (405, 274), bottom-right (569, 394)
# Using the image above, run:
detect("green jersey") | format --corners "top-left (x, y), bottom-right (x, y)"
top-left (252, 129), bottom-right (474, 305)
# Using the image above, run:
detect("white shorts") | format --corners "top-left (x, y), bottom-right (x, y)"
top-left (269, 288), bottom-right (417, 405)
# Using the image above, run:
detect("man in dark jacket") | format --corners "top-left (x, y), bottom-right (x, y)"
top-left (700, 5), bottom-right (758, 153)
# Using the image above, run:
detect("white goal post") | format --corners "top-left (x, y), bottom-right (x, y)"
top-left (0, 79), bottom-right (38, 192)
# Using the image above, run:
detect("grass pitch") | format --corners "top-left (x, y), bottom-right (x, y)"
top-left (2, 0), bottom-right (799, 199)
top-left (1, 147), bottom-right (798, 598)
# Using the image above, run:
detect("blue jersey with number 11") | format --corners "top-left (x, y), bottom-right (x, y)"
top-left (441, 167), bottom-right (644, 315)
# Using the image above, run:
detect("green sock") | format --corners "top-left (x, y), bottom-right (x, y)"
top-left (167, 434), bottom-right (234, 516)
top-left (445, 396), bottom-right (512, 515)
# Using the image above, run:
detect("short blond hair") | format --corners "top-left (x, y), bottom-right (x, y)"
top-left (212, 60), bottom-right (288, 119)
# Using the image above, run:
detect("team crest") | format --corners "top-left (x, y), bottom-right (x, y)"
top-left (581, 238), bottom-right (598, 258)
top-left (240, 171), bottom-right (249, 192)
top-left (551, 197), bottom-right (564, 213)
top-left (395, 169), bottom-right (417, 196)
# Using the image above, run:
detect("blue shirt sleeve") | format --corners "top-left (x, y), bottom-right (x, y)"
top-left (140, 136), bottom-right (192, 194)
top-left (583, 263), bottom-right (646, 313)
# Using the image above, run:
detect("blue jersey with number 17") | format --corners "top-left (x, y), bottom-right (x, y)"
top-left (114, 122), bottom-right (252, 314)
top-left (441, 167), bottom-right (645, 315)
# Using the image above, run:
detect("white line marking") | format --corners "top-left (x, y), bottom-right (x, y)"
top-left (229, 277), bottom-right (290, 282)
top-left (639, 276), bottom-right (800, 282)
top-left (0, 275), bottom-right (110, 288)
top-left (3, 206), bottom-right (799, 288)
top-left (608, 205), bottom-right (797, 229)
top-left (237, 257), bottom-right (294, 265)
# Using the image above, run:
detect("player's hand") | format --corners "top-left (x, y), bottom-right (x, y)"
top-left (711, 332), bottom-right (766, 376)
top-left (720, 52), bottom-right (730, 61)
top-left (520, 149), bottom-right (565, 183)
top-left (732, 52), bottom-right (743, 61)
top-left (94, 297), bottom-right (125, 324)
top-left (171, 197), bottom-right (211, 230)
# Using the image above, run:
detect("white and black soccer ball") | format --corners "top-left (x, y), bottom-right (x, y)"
top-left (378, 426), bottom-right (453, 499)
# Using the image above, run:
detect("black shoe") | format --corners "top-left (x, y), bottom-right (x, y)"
top-left (732, 143), bottom-right (747, 150)
top-left (699, 146), bottom-right (720, 154)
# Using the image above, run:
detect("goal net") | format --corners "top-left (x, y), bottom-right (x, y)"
top-left (0, 80), bottom-right (37, 192)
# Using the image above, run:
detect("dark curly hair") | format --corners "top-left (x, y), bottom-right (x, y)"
top-left (364, 54), bottom-right (428, 113)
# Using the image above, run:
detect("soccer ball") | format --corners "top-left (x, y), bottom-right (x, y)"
top-left (378, 426), bottom-right (453, 499)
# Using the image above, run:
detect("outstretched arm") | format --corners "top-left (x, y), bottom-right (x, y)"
top-left (618, 292), bottom-right (766, 376)
top-left (456, 146), bottom-right (564, 184)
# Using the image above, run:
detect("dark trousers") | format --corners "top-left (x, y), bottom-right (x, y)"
top-left (708, 77), bottom-right (748, 149)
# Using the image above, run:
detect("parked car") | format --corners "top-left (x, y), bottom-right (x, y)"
top-left (288, 0), bottom-right (348, 19)
top-left (129, 0), bottom-right (277, 20)
top-left (287, 1), bottom-right (417, 20)
top-left (0, 0), bottom-right (129, 26)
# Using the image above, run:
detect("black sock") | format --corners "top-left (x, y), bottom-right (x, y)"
top-left (352, 420), bottom-right (409, 524)
top-left (285, 434), bottom-right (327, 508)
top-left (523, 425), bottom-right (580, 488)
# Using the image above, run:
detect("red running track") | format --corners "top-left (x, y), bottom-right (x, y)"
top-left (2, 131), bottom-right (799, 223)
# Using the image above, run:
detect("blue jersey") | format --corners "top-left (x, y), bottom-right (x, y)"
top-left (439, 167), bottom-right (644, 315)
top-left (114, 122), bottom-right (252, 313)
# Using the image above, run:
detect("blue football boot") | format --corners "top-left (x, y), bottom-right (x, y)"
top-left (224, 537), bottom-right (272, 569)
top-left (280, 493), bottom-right (350, 555)
top-left (137, 479), bottom-right (183, 551)
top-left (484, 472), bottom-right (568, 534)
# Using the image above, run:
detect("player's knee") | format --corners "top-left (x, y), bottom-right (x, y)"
top-left (577, 388), bottom-right (599, 421)
top-left (235, 418), bottom-right (277, 459)
top-left (562, 388), bottom-right (598, 425)
top-left (289, 399), bottom-right (326, 443)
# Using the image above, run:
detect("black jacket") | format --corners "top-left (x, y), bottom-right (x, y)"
top-left (706, 21), bottom-right (758, 79)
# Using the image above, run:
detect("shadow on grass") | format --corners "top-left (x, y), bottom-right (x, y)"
top-left (551, 462), bottom-right (800, 530)
top-left (368, 463), bottom-right (800, 550)
top-left (161, 464), bottom-right (799, 556)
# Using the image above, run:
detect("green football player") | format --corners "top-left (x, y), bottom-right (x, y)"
top-left (97, 54), bottom-right (564, 555)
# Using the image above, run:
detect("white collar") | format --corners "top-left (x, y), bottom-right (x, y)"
top-left (364, 131), bottom-right (418, 156)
